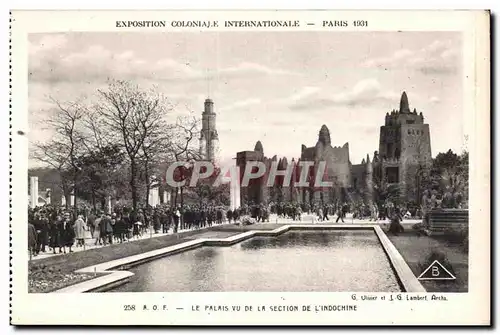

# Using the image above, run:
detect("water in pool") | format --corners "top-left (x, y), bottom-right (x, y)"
top-left (110, 230), bottom-right (401, 292)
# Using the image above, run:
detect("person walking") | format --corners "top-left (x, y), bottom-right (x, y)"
top-left (34, 214), bottom-right (48, 254)
top-left (115, 213), bottom-right (125, 243)
top-left (28, 221), bottom-right (37, 257)
top-left (104, 213), bottom-right (114, 245)
top-left (173, 207), bottom-right (181, 233)
top-left (49, 216), bottom-right (63, 254)
top-left (99, 212), bottom-right (109, 245)
top-left (93, 213), bottom-right (102, 246)
top-left (322, 205), bottom-right (329, 221)
top-left (62, 212), bottom-right (75, 253)
top-left (335, 205), bottom-right (344, 223)
top-left (74, 214), bottom-right (86, 248)
top-left (160, 209), bottom-right (170, 234)
top-left (135, 210), bottom-right (144, 238)
top-left (87, 210), bottom-right (96, 240)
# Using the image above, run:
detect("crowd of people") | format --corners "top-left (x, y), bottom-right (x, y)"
top-left (27, 203), bottom-right (232, 257)
top-left (27, 187), bottom-right (466, 256)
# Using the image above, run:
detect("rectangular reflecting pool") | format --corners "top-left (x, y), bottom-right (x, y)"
top-left (110, 230), bottom-right (401, 292)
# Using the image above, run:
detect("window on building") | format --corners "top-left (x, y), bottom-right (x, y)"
top-left (353, 178), bottom-right (358, 189)
top-left (386, 167), bottom-right (399, 183)
top-left (406, 120), bottom-right (415, 124)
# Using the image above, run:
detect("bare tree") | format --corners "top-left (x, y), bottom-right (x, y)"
top-left (138, 128), bottom-right (173, 208)
top-left (31, 98), bottom-right (87, 212)
top-left (95, 80), bottom-right (172, 210)
top-left (166, 114), bottom-right (201, 207)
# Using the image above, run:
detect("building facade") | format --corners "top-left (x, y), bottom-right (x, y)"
top-left (236, 141), bottom-right (272, 206)
top-left (235, 91), bottom-right (432, 206)
top-left (351, 91), bottom-right (432, 204)
top-left (299, 125), bottom-right (351, 204)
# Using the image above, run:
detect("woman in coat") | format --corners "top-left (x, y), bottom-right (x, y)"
top-left (74, 215), bottom-right (86, 247)
top-left (62, 212), bottom-right (75, 253)
top-left (49, 216), bottom-right (63, 254)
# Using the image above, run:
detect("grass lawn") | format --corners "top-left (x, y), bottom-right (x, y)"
top-left (386, 229), bottom-right (468, 292)
top-left (28, 228), bottom-right (240, 293)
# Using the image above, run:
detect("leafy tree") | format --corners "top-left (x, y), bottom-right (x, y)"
top-left (431, 149), bottom-right (468, 195)
top-left (192, 166), bottom-right (230, 206)
top-left (75, 144), bottom-right (126, 211)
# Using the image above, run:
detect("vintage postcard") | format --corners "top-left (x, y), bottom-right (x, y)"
top-left (10, 10), bottom-right (490, 326)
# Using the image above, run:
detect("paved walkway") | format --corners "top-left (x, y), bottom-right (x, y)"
top-left (32, 225), bottom-right (204, 260)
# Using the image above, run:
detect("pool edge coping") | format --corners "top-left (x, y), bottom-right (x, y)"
top-left (54, 224), bottom-right (426, 293)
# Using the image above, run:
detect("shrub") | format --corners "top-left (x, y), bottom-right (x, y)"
top-left (448, 225), bottom-right (468, 252)
top-left (239, 215), bottom-right (256, 226)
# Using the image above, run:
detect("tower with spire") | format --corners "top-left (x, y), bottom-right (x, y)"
top-left (378, 91), bottom-right (432, 201)
top-left (199, 98), bottom-right (219, 162)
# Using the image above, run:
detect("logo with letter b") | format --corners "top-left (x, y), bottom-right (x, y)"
top-left (418, 260), bottom-right (456, 281)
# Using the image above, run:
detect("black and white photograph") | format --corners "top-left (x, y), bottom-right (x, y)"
top-left (26, 30), bottom-right (470, 294)
top-left (9, 10), bottom-right (490, 326)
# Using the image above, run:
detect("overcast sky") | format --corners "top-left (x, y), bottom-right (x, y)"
top-left (28, 31), bottom-right (463, 168)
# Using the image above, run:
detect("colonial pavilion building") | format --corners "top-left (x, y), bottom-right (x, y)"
top-left (236, 91), bottom-right (433, 206)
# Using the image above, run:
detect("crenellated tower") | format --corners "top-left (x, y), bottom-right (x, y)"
top-left (378, 91), bottom-right (432, 201)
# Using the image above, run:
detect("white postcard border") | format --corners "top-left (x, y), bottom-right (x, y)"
top-left (10, 10), bottom-right (490, 326)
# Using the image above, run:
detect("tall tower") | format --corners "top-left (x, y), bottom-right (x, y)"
top-left (365, 154), bottom-right (374, 204)
top-left (199, 98), bottom-right (219, 161)
top-left (378, 91), bottom-right (432, 201)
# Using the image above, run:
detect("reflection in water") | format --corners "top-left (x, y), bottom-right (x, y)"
top-left (111, 230), bottom-right (401, 292)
